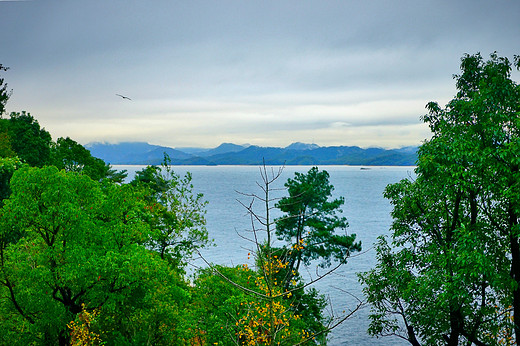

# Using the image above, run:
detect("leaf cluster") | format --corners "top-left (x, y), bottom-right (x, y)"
top-left (361, 52), bottom-right (520, 345)
top-left (275, 167), bottom-right (361, 286)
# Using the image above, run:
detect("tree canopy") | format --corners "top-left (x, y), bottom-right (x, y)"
top-left (360, 52), bottom-right (520, 345)
top-left (275, 167), bottom-right (361, 288)
top-left (187, 166), bottom-right (339, 345)
top-left (0, 164), bottom-right (211, 345)
top-left (50, 136), bottom-right (127, 183)
top-left (131, 157), bottom-right (210, 268)
top-left (0, 167), bottom-right (189, 344)
top-left (7, 111), bottom-right (52, 167)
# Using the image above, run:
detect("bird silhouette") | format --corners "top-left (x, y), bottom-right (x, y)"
top-left (116, 94), bottom-right (131, 100)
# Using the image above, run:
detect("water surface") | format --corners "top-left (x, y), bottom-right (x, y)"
top-left (116, 165), bottom-right (414, 345)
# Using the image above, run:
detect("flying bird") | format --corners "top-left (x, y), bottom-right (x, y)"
top-left (116, 94), bottom-right (132, 100)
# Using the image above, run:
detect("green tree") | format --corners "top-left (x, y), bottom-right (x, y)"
top-left (275, 167), bottom-right (361, 288)
top-left (188, 247), bottom-right (327, 345)
top-left (7, 111), bottom-right (52, 167)
top-left (192, 165), bottom-right (356, 345)
top-left (184, 265), bottom-right (256, 345)
top-left (0, 119), bottom-right (15, 158)
top-left (50, 136), bottom-right (127, 183)
top-left (0, 157), bottom-right (23, 206)
top-left (360, 52), bottom-right (520, 345)
top-left (0, 166), bottom-right (190, 345)
top-left (132, 156), bottom-right (209, 269)
top-left (131, 165), bottom-right (168, 198)
top-left (0, 66), bottom-right (15, 158)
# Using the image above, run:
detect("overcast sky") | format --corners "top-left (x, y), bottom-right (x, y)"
top-left (1, 0), bottom-right (519, 149)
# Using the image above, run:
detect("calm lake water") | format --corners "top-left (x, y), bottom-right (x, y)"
top-left (115, 165), bottom-right (414, 345)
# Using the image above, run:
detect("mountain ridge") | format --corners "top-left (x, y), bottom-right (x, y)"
top-left (86, 142), bottom-right (418, 166)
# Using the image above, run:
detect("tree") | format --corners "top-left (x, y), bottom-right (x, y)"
top-left (189, 256), bottom-right (328, 346)
top-left (131, 156), bottom-right (209, 269)
top-left (130, 164), bottom-right (168, 198)
top-left (275, 167), bottom-right (361, 288)
top-left (360, 52), bottom-right (520, 345)
top-left (0, 157), bottom-right (23, 206)
top-left (183, 265), bottom-right (258, 344)
top-left (7, 111), bottom-right (52, 167)
top-left (0, 166), bottom-right (190, 345)
top-left (50, 136), bottom-right (127, 183)
top-left (0, 66), bottom-right (15, 158)
top-left (0, 119), bottom-right (15, 158)
top-left (191, 165), bottom-right (362, 345)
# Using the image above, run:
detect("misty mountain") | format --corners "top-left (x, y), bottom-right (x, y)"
top-left (86, 142), bottom-right (192, 165)
top-left (196, 143), bottom-right (250, 157)
top-left (285, 142), bottom-right (320, 151)
top-left (206, 145), bottom-right (417, 165)
top-left (87, 142), bottom-right (418, 166)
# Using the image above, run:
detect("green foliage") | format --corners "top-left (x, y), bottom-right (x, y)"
top-left (0, 119), bottom-right (15, 158)
top-left (7, 111), bottom-right (52, 167)
top-left (185, 265), bottom-right (255, 344)
top-left (256, 246), bottom-right (329, 345)
top-left (184, 166), bottom-right (336, 346)
top-left (132, 156), bottom-right (209, 268)
top-left (0, 166), bottom-right (191, 345)
top-left (102, 166), bottom-right (128, 184)
top-left (275, 167), bottom-right (361, 287)
top-left (187, 262), bottom-right (327, 346)
top-left (0, 63), bottom-right (217, 345)
top-left (0, 68), bottom-right (14, 157)
top-left (131, 165), bottom-right (168, 198)
top-left (50, 136), bottom-right (127, 182)
top-left (360, 52), bottom-right (520, 345)
top-left (0, 156), bottom-right (24, 206)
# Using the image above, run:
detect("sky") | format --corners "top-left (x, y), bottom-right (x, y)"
top-left (0, 0), bottom-right (519, 149)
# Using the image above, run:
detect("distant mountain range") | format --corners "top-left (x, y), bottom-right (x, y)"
top-left (86, 142), bottom-right (418, 166)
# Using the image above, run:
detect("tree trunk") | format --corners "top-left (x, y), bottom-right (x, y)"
top-left (447, 307), bottom-right (462, 346)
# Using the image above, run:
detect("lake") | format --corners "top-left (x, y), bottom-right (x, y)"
top-left (115, 164), bottom-right (414, 345)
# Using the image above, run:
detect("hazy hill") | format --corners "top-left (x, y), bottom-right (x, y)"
top-left (175, 143), bottom-right (249, 156)
top-left (197, 143), bottom-right (250, 157)
top-left (86, 142), bottom-right (193, 165)
top-left (285, 142), bottom-right (320, 151)
top-left (206, 145), bottom-right (417, 165)
top-left (86, 142), bottom-right (418, 166)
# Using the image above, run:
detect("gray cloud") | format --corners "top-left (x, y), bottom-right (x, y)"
top-left (1, 0), bottom-right (519, 148)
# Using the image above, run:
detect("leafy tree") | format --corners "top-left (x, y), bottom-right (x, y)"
top-left (0, 119), bottom-right (15, 158)
top-left (191, 165), bottom-right (359, 345)
top-left (0, 132), bottom-right (15, 158)
top-left (188, 257), bottom-right (327, 345)
top-left (235, 254), bottom-right (325, 346)
top-left (51, 136), bottom-right (102, 174)
top-left (50, 136), bottom-right (127, 183)
top-left (254, 244), bottom-right (329, 342)
top-left (183, 265), bottom-right (256, 344)
top-left (131, 164), bottom-right (168, 198)
top-left (360, 52), bottom-right (520, 345)
top-left (0, 156), bottom-right (23, 206)
top-left (0, 67), bottom-right (14, 158)
top-left (275, 167), bottom-right (361, 288)
top-left (0, 166), bottom-right (190, 345)
top-left (7, 111), bottom-right (52, 167)
top-left (132, 156), bottom-right (209, 268)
